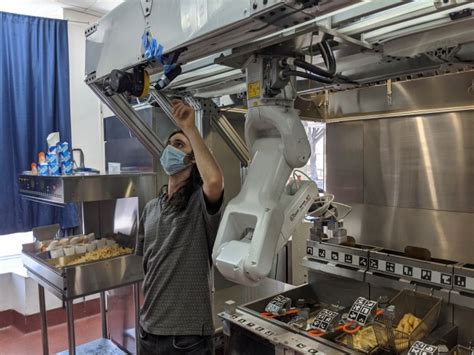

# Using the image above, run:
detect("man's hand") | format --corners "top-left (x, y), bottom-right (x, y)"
top-left (171, 99), bottom-right (195, 132)
top-left (171, 99), bottom-right (224, 204)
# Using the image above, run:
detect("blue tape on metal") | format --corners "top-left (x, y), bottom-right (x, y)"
top-left (142, 32), bottom-right (164, 62)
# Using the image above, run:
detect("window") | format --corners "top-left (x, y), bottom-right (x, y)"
top-left (299, 121), bottom-right (326, 191)
top-left (0, 231), bottom-right (33, 259)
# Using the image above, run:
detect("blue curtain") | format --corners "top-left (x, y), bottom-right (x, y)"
top-left (0, 12), bottom-right (75, 235)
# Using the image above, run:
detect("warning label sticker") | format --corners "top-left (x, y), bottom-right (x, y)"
top-left (248, 81), bottom-right (261, 99)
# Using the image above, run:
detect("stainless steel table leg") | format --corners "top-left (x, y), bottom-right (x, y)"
top-left (38, 285), bottom-right (49, 355)
top-left (66, 300), bottom-right (76, 355)
top-left (100, 291), bottom-right (108, 338)
top-left (133, 283), bottom-right (140, 355)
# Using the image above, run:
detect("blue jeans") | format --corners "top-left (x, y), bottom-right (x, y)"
top-left (138, 326), bottom-right (213, 355)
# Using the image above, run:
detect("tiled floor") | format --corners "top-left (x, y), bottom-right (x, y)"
top-left (0, 314), bottom-right (101, 355)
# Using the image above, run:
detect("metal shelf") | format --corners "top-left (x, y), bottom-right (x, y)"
top-left (56, 338), bottom-right (127, 355)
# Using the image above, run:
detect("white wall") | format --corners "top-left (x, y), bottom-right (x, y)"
top-left (0, 274), bottom-right (13, 312)
top-left (0, 1), bottom-right (63, 19)
top-left (0, 269), bottom-right (99, 315)
top-left (64, 9), bottom-right (105, 172)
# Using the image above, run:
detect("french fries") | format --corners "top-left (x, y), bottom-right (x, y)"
top-left (396, 313), bottom-right (421, 334)
top-left (394, 313), bottom-right (425, 352)
top-left (66, 246), bottom-right (133, 266)
top-left (340, 326), bottom-right (379, 351)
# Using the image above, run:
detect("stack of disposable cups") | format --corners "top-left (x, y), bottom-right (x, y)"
top-left (47, 145), bottom-right (60, 176)
top-left (58, 142), bottom-right (73, 175)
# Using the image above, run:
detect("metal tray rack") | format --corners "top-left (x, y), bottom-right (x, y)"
top-left (22, 242), bottom-right (143, 355)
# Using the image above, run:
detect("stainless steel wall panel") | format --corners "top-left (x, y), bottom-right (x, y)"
top-left (324, 71), bottom-right (474, 121)
top-left (342, 203), bottom-right (474, 264)
top-left (327, 108), bottom-right (474, 263)
top-left (326, 122), bottom-right (364, 203)
top-left (363, 112), bottom-right (474, 212)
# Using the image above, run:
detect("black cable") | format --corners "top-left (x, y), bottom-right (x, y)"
top-left (274, 254), bottom-right (279, 279)
top-left (248, 3), bottom-right (313, 33)
top-left (336, 74), bottom-right (358, 85)
top-left (321, 40), bottom-right (336, 75)
top-left (282, 69), bottom-right (333, 84)
top-left (317, 42), bottom-right (330, 73)
top-left (294, 58), bottom-right (333, 79)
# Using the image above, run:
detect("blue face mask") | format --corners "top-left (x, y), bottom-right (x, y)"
top-left (160, 145), bottom-right (191, 176)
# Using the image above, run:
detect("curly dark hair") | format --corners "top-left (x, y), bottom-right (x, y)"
top-left (160, 130), bottom-right (203, 211)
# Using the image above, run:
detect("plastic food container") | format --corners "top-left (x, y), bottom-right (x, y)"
top-left (63, 246), bottom-right (76, 256)
top-left (47, 241), bottom-right (59, 251)
top-left (105, 239), bottom-right (117, 247)
top-left (74, 244), bottom-right (87, 254)
top-left (95, 239), bottom-right (106, 249)
top-left (50, 247), bottom-right (64, 259)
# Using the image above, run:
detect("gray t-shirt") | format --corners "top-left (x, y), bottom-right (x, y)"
top-left (136, 187), bottom-right (223, 336)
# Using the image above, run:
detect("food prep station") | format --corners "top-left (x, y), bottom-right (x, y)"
top-left (18, 173), bottom-right (299, 355)
top-left (19, 173), bottom-right (155, 355)
top-left (14, 0), bottom-right (474, 354)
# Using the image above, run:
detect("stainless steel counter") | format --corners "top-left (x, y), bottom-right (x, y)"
top-left (212, 278), bottom-right (296, 332)
top-left (22, 243), bottom-right (143, 355)
top-left (22, 243), bottom-right (143, 300)
top-left (18, 173), bottom-right (156, 205)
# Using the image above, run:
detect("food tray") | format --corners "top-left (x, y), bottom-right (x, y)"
top-left (47, 246), bottom-right (134, 268)
top-left (22, 242), bottom-right (143, 300)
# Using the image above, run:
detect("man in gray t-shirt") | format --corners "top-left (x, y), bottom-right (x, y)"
top-left (136, 100), bottom-right (224, 354)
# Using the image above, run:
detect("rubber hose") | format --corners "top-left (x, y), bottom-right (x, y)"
top-left (322, 40), bottom-right (336, 75)
top-left (294, 58), bottom-right (333, 79)
top-left (282, 69), bottom-right (333, 84)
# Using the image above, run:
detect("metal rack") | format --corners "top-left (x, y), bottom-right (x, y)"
top-left (19, 173), bottom-right (156, 355)
top-left (22, 243), bottom-right (142, 355)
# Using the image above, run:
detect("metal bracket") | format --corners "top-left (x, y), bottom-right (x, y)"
top-left (141, 0), bottom-right (153, 17)
top-left (85, 23), bottom-right (98, 37)
top-left (150, 91), bottom-right (250, 166)
top-left (187, 97), bottom-right (250, 166)
top-left (386, 78), bottom-right (392, 106)
top-left (85, 72), bottom-right (97, 85)
top-left (90, 83), bottom-right (165, 158)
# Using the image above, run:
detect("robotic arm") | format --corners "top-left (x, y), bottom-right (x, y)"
top-left (212, 56), bottom-right (319, 286)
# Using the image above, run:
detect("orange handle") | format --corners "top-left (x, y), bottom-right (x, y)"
top-left (285, 308), bottom-right (299, 316)
top-left (260, 312), bottom-right (275, 319)
top-left (260, 308), bottom-right (299, 319)
top-left (307, 329), bottom-right (325, 337)
top-left (341, 321), bottom-right (362, 334)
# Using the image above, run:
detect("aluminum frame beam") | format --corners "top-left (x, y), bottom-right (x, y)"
top-left (90, 83), bottom-right (165, 159)
top-left (151, 91), bottom-right (250, 167)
